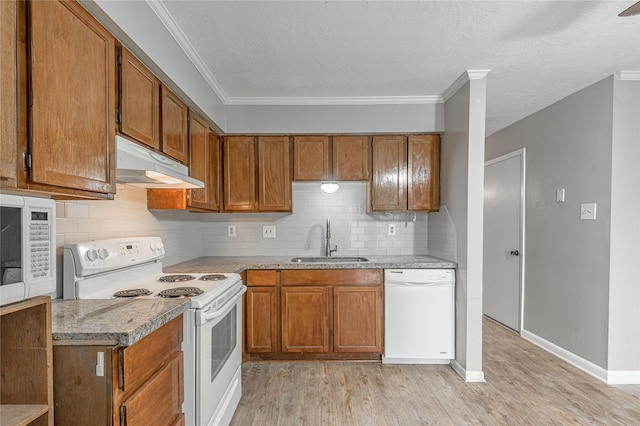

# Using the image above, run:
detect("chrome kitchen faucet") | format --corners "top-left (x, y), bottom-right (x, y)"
top-left (325, 218), bottom-right (338, 257)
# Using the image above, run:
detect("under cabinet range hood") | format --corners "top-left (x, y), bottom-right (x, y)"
top-left (116, 136), bottom-right (204, 189)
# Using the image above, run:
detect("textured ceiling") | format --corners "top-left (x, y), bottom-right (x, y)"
top-left (161, 0), bottom-right (640, 135)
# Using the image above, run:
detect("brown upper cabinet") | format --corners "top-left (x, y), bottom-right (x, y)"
top-left (161, 85), bottom-right (189, 164)
top-left (1, 0), bottom-right (18, 189)
top-left (258, 136), bottom-right (292, 212)
top-left (189, 119), bottom-right (220, 211)
top-left (293, 136), bottom-right (330, 180)
top-left (118, 47), bottom-right (161, 150)
top-left (371, 134), bottom-right (440, 212)
top-left (223, 136), bottom-right (256, 212)
top-left (223, 136), bottom-right (292, 212)
top-left (11, 0), bottom-right (116, 199)
top-left (293, 135), bottom-right (369, 181)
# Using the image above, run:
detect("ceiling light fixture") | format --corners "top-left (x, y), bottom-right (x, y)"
top-left (320, 182), bottom-right (339, 194)
top-left (619, 1), bottom-right (640, 16)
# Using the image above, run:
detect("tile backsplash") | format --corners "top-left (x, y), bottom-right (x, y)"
top-left (56, 182), bottom-right (430, 266)
top-left (201, 182), bottom-right (428, 257)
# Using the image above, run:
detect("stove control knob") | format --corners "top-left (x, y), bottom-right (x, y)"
top-left (156, 242), bottom-right (164, 253)
top-left (98, 248), bottom-right (109, 260)
top-left (86, 249), bottom-right (98, 261)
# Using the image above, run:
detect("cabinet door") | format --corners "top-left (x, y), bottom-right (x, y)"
top-left (333, 136), bottom-right (370, 181)
top-left (371, 135), bottom-right (406, 211)
top-left (258, 136), bottom-right (291, 212)
top-left (161, 85), bottom-right (189, 164)
top-left (281, 286), bottom-right (329, 353)
top-left (187, 113), bottom-right (209, 209)
top-left (29, 0), bottom-right (115, 194)
top-left (119, 48), bottom-right (161, 150)
top-left (223, 136), bottom-right (256, 211)
top-left (120, 352), bottom-right (184, 426)
top-left (246, 287), bottom-right (278, 353)
top-left (333, 286), bottom-right (382, 353)
top-left (293, 136), bottom-right (329, 180)
top-left (205, 130), bottom-right (221, 211)
top-left (53, 345), bottom-right (115, 426)
top-left (407, 134), bottom-right (440, 212)
top-left (0, 0), bottom-right (17, 188)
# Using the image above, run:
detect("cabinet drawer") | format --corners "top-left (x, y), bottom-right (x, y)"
top-left (119, 315), bottom-right (182, 393)
top-left (247, 270), bottom-right (277, 286)
top-left (281, 269), bottom-right (382, 286)
top-left (120, 351), bottom-right (184, 426)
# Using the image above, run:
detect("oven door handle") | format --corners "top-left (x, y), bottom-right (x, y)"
top-left (198, 286), bottom-right (247, 325)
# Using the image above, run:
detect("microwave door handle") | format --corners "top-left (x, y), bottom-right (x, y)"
top-left (199, 287), bottom-right (246, 324)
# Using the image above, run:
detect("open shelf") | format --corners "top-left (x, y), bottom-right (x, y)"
top-left (0, 296), bottom-right (53, 426)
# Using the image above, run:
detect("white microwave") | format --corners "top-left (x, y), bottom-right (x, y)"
top-left (0, 194), bottom-right (56, 306)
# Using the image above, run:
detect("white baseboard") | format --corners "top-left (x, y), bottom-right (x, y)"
top-left (607, 370), bottom-right (640, 385)
top-left (521, 329), bottom-right (640, 385)
top-left (450, 360), bottom-right (485, 382)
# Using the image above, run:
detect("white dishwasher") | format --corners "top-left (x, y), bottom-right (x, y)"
top-left (382, 269), bottom-right (455, 364)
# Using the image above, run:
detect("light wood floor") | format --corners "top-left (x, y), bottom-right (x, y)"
top-left (231, 318), bottom-right (640, 425)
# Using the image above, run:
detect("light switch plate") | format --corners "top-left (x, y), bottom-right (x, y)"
top-left (556, 188), bottom-right (565, 203)
top-left (580, 203), bottom-right (597, 220)
top-left (263, 225), bottom-right (276, 238)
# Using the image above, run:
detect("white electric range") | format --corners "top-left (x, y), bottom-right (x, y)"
top-left (63, 237), bottom-right (246, 426)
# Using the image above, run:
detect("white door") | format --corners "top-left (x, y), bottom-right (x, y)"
top-left (483, 149), bottom-right (525, 332)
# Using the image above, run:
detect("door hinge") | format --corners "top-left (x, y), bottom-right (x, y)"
top-left (22, 152), bottom-right (32, 170)
top-left (115, 110), bottom-right (122, 124)
top-left (116, 49), bottom-right (122, 67)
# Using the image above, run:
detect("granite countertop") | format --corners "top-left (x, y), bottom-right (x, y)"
top-left (51, 298), bottom-right (190, 347)
top-left (165, 255), bottom-right (456, 274)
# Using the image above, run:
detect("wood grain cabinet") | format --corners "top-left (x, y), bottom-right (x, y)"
top-left (245, 271), bottom-right (279, 354)
top-left (161, 85), bottom-right (189, 164)
top-left (371, 134), bottom-right (440, 212)
top-left (147, 114), bottom-right (221, 212)
top-left (0, 296), bottom-right (53, 426)
top-left (1, 0), bottom-right (18, 189)
top-left (258, 136), bottom-right (292, 212)
top-left (15, 0), bottom-right (116, 199)
top-left (118, 47), bottom-right (161, 150)
top-left (53, 315), bottom-right (184, 426)
top-left (293, 135), bottom-right (369, 181)
top-left (245, 269), bottom-right (382, 360)
top-left (223, 136), bottom-right (292, 212)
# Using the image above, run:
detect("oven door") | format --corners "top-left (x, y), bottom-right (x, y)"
top-left (195, 286), bottom-right (246, 426)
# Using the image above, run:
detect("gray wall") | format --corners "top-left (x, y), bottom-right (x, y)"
top-left (608, 78), bottom-right (640, 374)
top-left (439, 73), bottom-right (487, 380)
top-left (485, 77), bottom-right (616, 369)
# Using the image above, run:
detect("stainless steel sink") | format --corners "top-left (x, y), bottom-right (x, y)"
top-left (290, 256), bottom-right (369, 263)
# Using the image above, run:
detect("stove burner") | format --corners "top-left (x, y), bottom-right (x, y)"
top-left (199, 274), bottom-right (228, 281)
top-left (113, 289), bottom-right (152, 298)
top-left (157, 287), bottom-right (204, 298)
top-left (159, 274), bottom-right (196, 283)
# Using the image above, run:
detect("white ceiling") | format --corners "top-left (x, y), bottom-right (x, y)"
top-left (156, 0), bottom-right (639, 135)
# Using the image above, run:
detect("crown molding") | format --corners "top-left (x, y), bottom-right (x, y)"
top-left (442, 69), bottom-right (490, 102)
top-left (224, 95), bottom-right (443, 106)
top-left (147, 0), bottom-right (229, 103)
top-left (617, 71), bottom-right (640, 80)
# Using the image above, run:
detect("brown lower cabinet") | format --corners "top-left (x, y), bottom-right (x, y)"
top-left (245, 269), bottom-right (382, 361)
top-left (53, 315), bottom-right (184, 426)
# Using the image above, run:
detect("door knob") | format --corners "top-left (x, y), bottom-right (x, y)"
top-left (510, 250), bottom-right (520, 256)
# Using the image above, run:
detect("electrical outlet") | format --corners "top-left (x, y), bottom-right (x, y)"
top-left (388, 223), bottom-right (396, 236)
top-left (228, 225), bottom-right (236, 237)
top-left (262, 225), bottom-right (276, 239)
top-left (580, 203), bottom-right (597, 220)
